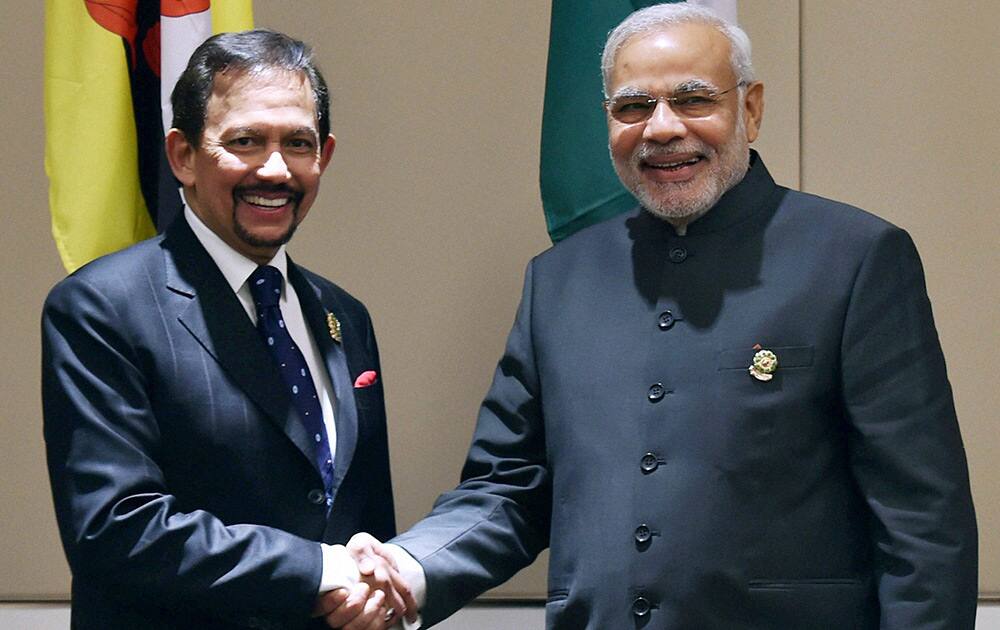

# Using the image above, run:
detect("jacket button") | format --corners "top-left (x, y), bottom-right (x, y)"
top-left (669, 247), bottom-right (688, 263)
top-left (657, 310), bottom-right (675, 330)
top-left (647, 383), bottom-right (665, 402)
top-left (632, 596), bottom-right (651, 617)
top-left (307, 489), bottom-right (326, 505)
top-left (634, 524), bottom-right (652, 543)
top-left (640, 452), bottom-right (659, 473)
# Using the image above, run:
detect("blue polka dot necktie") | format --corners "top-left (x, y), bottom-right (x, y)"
top-left (248, 265), bottom-right (334, 505)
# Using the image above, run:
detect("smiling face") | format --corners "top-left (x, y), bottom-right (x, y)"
top-left (166, 68), bottom-right (335, 264)
top-left (606, 23), bottom-right (763, 227)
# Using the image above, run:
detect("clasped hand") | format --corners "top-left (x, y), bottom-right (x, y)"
top-left (313, 533), bottom-right (418, 629)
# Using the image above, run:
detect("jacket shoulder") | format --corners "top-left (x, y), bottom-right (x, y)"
top-left (777, 188), bottom-right (903, 239)
top-left (532, 209), bottom-right (635, 269)
top-left (44, 236), bottom-right (166, 311)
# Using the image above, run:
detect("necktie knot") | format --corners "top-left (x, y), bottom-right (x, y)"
top-left (249, 266), bottom-right (283, 308)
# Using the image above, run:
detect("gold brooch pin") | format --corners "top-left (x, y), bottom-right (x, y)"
top-left (326, 312), bottom-right (342, 343)
top-left (749, 344), bottom-right (778, 381)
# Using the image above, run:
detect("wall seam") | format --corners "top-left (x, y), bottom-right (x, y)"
top-left (797, 0), bottom-right (804, 190)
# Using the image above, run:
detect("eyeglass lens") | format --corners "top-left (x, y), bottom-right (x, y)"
top-left (608, 90), bottom-right (724, 124)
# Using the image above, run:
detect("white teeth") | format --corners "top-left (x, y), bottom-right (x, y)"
top-left (243, 194), bottom-right (289, 208)
top-left (652, 157), bottom-right (699, 168)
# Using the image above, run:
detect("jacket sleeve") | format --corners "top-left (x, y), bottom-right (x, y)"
top-left (840, 226), bottom-right (977, 629)
top-left (391, 261), bottom-right (551, 626)
top-left (42, 273), bottom-right (323, 627)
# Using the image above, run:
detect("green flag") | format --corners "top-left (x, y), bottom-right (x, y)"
top-left (539, 0), bottom-right (736, 242)
top-left (540, 0), bottom-right (671, 243)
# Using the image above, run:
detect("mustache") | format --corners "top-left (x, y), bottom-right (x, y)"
top-left (234, 184), bottom-right (304, 202)
top-left (635, 142), bottom-right (713, 161)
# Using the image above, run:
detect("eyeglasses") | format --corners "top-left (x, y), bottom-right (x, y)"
top-left (604, 81), bottom-right (746, 124)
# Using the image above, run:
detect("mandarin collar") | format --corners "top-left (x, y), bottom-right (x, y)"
top-left (634, 150), bottom-right (777, 239)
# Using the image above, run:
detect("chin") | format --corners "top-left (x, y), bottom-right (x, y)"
top-left (235, 210), bottom-right (301, 246)
top-left (637, 185), bottom-right (719, 221)
top-left (236, 224), bottom-right (298, 250)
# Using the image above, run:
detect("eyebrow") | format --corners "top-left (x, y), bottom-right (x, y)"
top-left (288, 126), bottom-right (319, 140)
top-left (223, 126), bottom-right (319, 141)
top-left (224, 126), bottom-right (261, 137)
top-left (609, 86), bottom-right (651, 100)
top-left (673, 79), bottom-right (718, 93)
top-left (609, 78), bottom-right (720, 100)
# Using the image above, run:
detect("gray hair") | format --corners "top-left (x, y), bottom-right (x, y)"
top-left (601, 3), bottom-right (755, 96)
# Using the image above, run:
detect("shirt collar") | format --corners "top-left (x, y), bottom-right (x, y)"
top-left (183, 206), bottom-right (289, 294)
top-left (682, 149), bottom-right (776, 235)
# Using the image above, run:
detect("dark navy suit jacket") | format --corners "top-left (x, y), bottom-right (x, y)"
top-left (394, 154), bottom-right (977, 629)
top-left (42, 217), bottom-right (395, 629)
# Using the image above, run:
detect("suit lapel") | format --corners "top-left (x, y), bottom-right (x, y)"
top-left (290, 264), bottom-right (359, 499)
top-left (160, 220), bottom-right (318, 470)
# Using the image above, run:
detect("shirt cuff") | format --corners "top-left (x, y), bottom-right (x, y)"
top-left (318, 543), bottom-right (362, 593)
top-left (385, 543), bottom-right (426, 629)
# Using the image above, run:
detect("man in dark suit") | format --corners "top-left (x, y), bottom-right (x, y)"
top-left (340, 4), bottom-right (978, 629)
top-left (43, 30), bottom-right (413, 629)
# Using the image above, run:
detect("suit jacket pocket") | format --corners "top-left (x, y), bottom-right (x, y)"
top-left (747, 577), bottom-right (876, 629)
top-left (352, 381), bottom-right (381, 410)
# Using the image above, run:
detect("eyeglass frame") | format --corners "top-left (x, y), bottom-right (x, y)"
top-left (603, 80), bottom-right (748, 123)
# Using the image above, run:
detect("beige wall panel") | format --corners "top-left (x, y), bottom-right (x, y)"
top-left (0, 1), bottom-right (74, 598)
top-left (801, 0), bottom-right (999, 595)
top-left (740, 0), bottom-right (800, 189)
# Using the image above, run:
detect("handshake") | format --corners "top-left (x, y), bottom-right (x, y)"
top-left (312, 533), bottom-right (420, 630)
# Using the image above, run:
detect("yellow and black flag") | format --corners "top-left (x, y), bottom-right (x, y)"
top-left (45, 0), bottom-right (253, 273)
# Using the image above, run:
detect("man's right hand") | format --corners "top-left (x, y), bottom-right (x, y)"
top-left (315, 582), bottom-right (391, 630)
top-left (315, 533), bottom-right (418, 629)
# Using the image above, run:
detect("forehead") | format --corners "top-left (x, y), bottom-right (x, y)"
top-left (205, 68), bottom-right (318, 129)
top-left (608, 23), bottom-right (734, 93)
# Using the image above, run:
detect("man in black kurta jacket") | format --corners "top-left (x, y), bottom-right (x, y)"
top-left (343, 5), bottom-right (978, 629)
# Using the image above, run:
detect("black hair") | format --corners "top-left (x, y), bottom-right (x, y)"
top-left (171, 29), bottom-right (330, 146)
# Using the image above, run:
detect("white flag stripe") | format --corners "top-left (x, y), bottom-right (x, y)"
top-left (160, 10), bottom-right (213, 134)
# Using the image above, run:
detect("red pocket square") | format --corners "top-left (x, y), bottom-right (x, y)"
top-left (353, 370), bottom-right (378, 388)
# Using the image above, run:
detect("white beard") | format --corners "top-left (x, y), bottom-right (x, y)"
top-left (613, 103), bottom-right (750, 224)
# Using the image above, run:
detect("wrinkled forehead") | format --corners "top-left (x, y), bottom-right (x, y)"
top-left (609, 23), bottom-right (735, 94)
top-left (210, 66), bottom-right (314, 101)
top-left (206, 67), bottom-right (318, 123)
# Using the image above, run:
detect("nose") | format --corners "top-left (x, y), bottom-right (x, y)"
top-left (642, 100), bottom-right (687, 144)
top-left (257, 150), bottom-right (291, 180)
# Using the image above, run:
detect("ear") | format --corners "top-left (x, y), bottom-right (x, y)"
top-left (165, 128), bottom-right (197, 186)
top-left (742, 81), bottom-right (764, 143)
top-left (318, 133), bottom-right (336, 173)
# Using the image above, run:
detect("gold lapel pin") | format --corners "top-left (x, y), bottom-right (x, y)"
top-left (749, 344), bottom-right (778, 381)
top-left (326, 312), bottom-right (342, 343)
